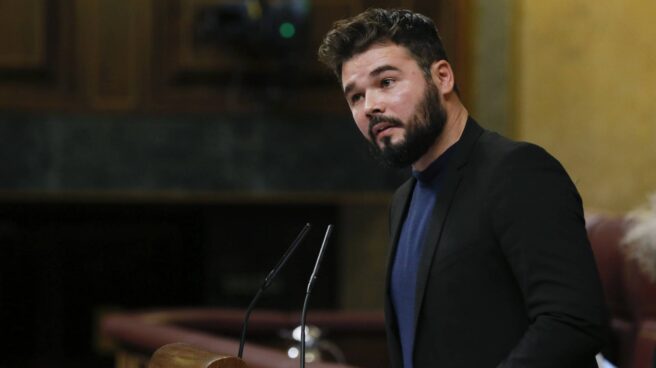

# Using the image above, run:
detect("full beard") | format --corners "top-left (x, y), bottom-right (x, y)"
top-left (367, 82), bottom-right (447, 168)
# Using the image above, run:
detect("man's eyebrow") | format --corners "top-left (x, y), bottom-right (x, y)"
top-left (370, 64), bottom-right (400, 77)
top-left (343, 65), bottom-right (401, 96)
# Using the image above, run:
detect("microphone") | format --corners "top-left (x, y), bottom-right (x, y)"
top-left (238, 223), bottom-right (312, 359)
top-left (300, 224), bottom-right (333, 368)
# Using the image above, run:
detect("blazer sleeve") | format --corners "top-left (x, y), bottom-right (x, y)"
top-left (489, 144), bottom-right (608, 368)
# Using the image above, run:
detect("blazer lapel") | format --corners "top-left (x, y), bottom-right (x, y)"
top-left (385, 176), bottom-right (416, 341)
top-left (388, 177), bottom-right (416, 259)
top-left (412, 117), bottom-right (484, 334)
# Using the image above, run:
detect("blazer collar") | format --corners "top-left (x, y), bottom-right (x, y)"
top-left (449, 115), bottom-right (484, 171)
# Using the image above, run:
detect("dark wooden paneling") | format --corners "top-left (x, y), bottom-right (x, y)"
top-left (0, 0), bottom-right (77, 110)
top-left (147, 0), bottom-right (359, 113)
top-left (0, 0), bottom-right (472, 113)
top-left (76, 0), bottom-right (149, 110)
top-left (0, 0), bottom-right (46, 69)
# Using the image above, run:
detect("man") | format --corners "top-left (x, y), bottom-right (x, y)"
top-left (318, 8), bottom-right (607, 368)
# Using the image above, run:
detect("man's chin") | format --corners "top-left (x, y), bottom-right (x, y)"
top-left (373, 144), bottom-right (415, 168)
top-left (378, 136), bottom-right (404, 150)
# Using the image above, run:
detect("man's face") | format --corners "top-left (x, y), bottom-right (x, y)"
top-left (341, 43), bottom-right (446, 167)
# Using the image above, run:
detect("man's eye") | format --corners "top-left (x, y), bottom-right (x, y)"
top-left (351, 94), bottom-right (363, 104)
top-left (381, 78), bottom-right (395, 87)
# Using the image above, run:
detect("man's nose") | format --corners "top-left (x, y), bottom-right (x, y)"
top-left (364, 91), bottom-right (384, 117)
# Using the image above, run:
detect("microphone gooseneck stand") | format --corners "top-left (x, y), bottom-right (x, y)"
top-left (237, 223), bottom-right (312, 359)
top-left (300, 224), bottom-right (333, 368)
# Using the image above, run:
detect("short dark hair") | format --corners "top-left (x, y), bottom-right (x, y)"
top-left (317, 8), bottom-right (451, 84)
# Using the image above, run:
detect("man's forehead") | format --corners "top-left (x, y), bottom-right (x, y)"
top-left (341, 44), bottom-right (415, 89)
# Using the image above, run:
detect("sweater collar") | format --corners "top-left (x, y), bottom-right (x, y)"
top-left (412, 140), bottom-right (459, 183)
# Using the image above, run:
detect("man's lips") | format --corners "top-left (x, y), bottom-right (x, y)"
top-left (371, 121), bottom-right (398, 137)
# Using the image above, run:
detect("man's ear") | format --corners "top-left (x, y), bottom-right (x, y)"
top-left (430, 60), bottom-right (455, 95)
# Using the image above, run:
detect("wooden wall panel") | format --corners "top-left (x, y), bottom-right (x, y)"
top-left (0, 0), bottom-right (77, 110)
top-left (0, 0), bottom-right (46, 69)
top-left (76, 0), bottom-right (149, 110)
top-left (176, 0), bottom-right (242, 71)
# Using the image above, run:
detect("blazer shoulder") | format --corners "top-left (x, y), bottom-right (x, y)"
top-left (474, 130), bottom-right (564, 172)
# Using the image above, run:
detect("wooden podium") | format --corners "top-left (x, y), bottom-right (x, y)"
top-left (149, 343), bottom-right (247, 368)
top-left (102, 308), bottom-right (386, 368)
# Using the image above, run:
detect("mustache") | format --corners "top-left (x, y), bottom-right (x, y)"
top-left (368, 115), bottom-right (404, 135)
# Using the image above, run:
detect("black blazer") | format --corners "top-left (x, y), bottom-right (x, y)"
top-left (385, 118), bottom-right (607, 367)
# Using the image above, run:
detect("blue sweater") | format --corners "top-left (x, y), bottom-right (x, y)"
top-left (390, 145), bottom-right (456, 368)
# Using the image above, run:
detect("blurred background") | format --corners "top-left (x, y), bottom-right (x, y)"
top-left (0, 0), bottom-right (654, 367)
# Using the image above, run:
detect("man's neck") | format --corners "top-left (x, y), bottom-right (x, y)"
top-left (412, 105), bottom-right (468, 172)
